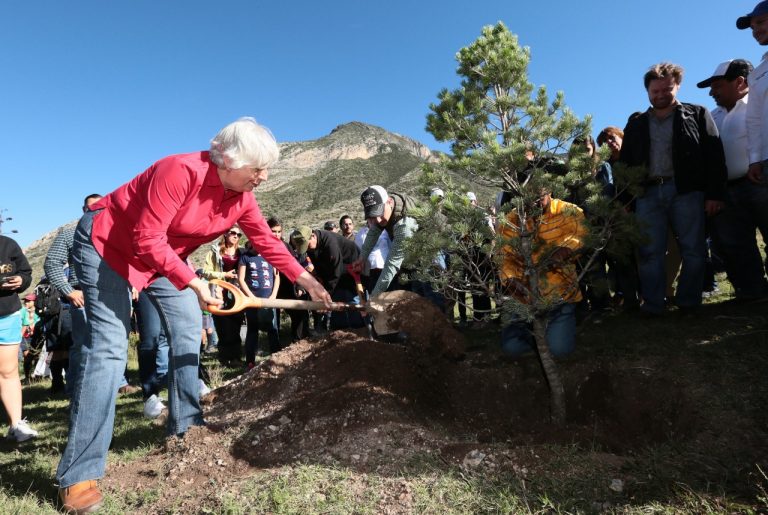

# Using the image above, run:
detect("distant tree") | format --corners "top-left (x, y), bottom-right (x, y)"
top-left (405, 22), bottom-right (644, 425)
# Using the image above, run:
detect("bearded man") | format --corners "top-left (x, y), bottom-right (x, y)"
top-left (619, 62), bottom-right (727, 315)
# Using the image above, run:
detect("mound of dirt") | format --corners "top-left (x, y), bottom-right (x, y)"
top-left (103, 325), bottom-right (702, 512)
top-left (381, 294), bottom-right (465, 358)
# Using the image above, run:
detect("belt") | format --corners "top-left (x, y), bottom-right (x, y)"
top-left (643, 176), bottom-right (674, 186)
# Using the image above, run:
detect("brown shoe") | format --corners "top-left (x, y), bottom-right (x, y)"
top-left (59, 480), bottom-right (103, 514)
top-left (117, 384), bottom-right (140, 395)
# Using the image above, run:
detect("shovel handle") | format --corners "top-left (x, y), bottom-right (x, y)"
top-left (206, 279), bottom-right (363, 316)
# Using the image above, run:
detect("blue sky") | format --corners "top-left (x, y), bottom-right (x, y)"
top-left (1, 0), bottom-right (761, 247)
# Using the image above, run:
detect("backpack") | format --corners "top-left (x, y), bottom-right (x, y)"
top-left (33, 279), bottom-right (62, 319)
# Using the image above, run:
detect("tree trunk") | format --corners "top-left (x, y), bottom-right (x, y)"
top-left (532, 316), bottom-right (566, 425)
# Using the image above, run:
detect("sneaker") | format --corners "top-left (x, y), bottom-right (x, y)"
top-left (143, 394), bottom-right (165, 419)
top-left (7, 418), bottom-right (38, 442)
top-left (199, 379), bottom-right (211, 397)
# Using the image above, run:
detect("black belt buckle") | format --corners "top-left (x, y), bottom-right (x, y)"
top-left (645, 176), bottom-right (673, 186)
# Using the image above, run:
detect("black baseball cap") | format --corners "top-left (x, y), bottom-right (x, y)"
top-left (360, 185), bottom-right (388, 218)
top-left (737, 0), bottom-right (768, 29)
top-left (696, 59), bottom-right (753, 88)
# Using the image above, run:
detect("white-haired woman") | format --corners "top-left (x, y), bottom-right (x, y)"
top-left (56, 117), bottom-right (332, 513)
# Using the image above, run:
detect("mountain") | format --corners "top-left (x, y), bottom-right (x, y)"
top-left (22, 121), bottom-right (490, 288)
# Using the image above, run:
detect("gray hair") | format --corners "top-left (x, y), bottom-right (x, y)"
top-left (209, 117), bottom-right (280, 170)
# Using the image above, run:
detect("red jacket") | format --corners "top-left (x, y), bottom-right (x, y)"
top-left (90, 151), bottom-right (304, 291)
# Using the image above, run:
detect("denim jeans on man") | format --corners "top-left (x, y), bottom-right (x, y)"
top-left (501, 302), bottom-right (576, 357)
top-left (634, 182), bottom-right (706, 313)
top-left (57, 210), bottom-right (204, 488)
top-left (710, 162), bottom-right (768, 299)
top-left (136, 290), bottom-right (170, 400)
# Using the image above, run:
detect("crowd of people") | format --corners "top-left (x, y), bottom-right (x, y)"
top-left (0, 3), bottom-right (767, 513)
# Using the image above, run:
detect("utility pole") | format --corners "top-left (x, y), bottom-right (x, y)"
top-left (0, 209), bottom-right (19, 235)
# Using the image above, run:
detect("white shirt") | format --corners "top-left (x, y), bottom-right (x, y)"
top-left (711, 95), bottom-right (750, 179)
top-left (747, 51), bottom-right (768, 164)
top-left (354, 226), bottom-right (390, 269)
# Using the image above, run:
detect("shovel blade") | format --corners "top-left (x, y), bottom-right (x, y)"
top-left (367, 290), bottom-right (421, 336)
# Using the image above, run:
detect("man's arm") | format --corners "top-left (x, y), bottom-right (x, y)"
top-left (699, 107), bottom-right (728, 204)
top-left (237, 261), bottom-right (254, 299)
top-left (360, 225), bottom-right (383, 262)
top-left (370, 217), bottom-right (417, 297)
top-left (43, 227), bottom-right (76, 297)
top-left (747, 71), bottom-right (766, 180)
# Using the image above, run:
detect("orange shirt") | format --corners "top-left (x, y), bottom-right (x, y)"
top-left (499, 198), bottom-right (587, 303)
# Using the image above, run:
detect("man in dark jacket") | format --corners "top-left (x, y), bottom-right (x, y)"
top-left (620, 62), bottom-right (727, 315)
top-left (290, 226), bottom-right (363, 329)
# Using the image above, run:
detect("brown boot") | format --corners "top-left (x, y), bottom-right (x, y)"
top-left (59, 480), bottom-right (103, 514)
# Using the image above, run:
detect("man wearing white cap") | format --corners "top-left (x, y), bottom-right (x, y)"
top-left (356, 185), bottom-right (418, 296)
top-left (737, 1), bottom-right (768, 184)
top-left (697, 59), bottom-right (768, 299)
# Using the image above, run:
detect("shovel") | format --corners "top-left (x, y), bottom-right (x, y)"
top-left (206, 279), bottom-right (419, 336)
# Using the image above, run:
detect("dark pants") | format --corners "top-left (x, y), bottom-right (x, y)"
top-left (244, 308), bottom-right (280, 363)
top-left (286, 309), bottom-right (310, 341)
top-left (329, 286), bottom-right (365, 329)
top-left (710, 171), bottom-right (768, 299)
top-left (213, 313), bottom-right (244, 362)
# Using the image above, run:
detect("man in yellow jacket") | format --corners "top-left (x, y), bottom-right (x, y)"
top-left (498, 190), bottom-right (587, 357)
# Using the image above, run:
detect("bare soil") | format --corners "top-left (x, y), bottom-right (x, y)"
top-left (101, 297), bottom-right (768, 513)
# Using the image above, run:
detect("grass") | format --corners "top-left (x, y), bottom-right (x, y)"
top-left (1, 293), bottom-right (768, 514)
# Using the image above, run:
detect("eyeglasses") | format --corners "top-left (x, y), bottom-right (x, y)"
top-left (228, 231), bottom-right (241, 237)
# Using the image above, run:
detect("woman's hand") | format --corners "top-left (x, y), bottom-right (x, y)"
top-left (295, 271), bottom-right (332, 308)
top-left (223, 270), bottom-right (237, 280)
top-left (0, 275), bottom-right (22, 291)
top-left (187, 277), bottom-right (223, 311)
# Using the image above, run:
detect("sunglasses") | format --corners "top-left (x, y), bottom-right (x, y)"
top-left (228, 231), bottom-right (241, 237)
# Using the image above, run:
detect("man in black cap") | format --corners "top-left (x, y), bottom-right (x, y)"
top-left (698, 59), bottom-right (768, 299)
top-left (355, 185), bottom-right (418, 297)
top-left (737, 1), bottom-right (768, 185)
top-left (289, 226), bottom-right (363, 329)
top-left (323, 221), bottom-right (339, 233)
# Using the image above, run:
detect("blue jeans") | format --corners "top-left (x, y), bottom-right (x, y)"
top-left (244, 307), bottom-right (279, 363)
top-left (66, 304), bottom-right (129, 396)
top-left (57, 210), bottom-right (204, 488)
top-left (711, 166), bottom-right (768, 299)
top-left (136, 291), bottom-right (169, 400)
top-left (635, 183), bottom-right (705, 313)
top-left (501, 303), bottom-right (576, 357)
